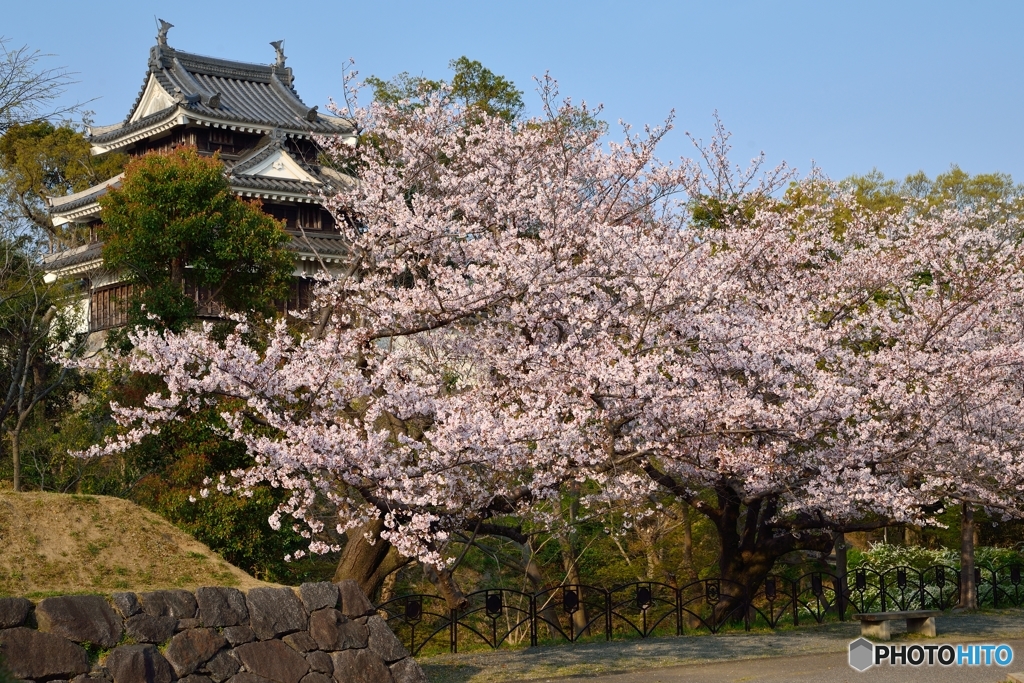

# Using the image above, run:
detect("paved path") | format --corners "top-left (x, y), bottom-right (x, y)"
top-left (419, 610), bottom-right (1024, 683)
top-left (537, 643), bottom-right (1024, 683)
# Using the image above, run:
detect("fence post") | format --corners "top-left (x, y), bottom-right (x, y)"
top-left (744, 584), bottom-right (750, 631)
top-left (792, 579), bottom-right (799, 627)
top-left (450, 608), bottom-right (458, 653)
top-left (605, 590), bottom-right (612, 641)
top-left (530, 595), bottom-right (537, 647)
top-left (834, 533), bottom-right (848, 621)
top-left (675, 586), bottom-right (682, 636)
top-left (834, 573), bottom-right (846, 621)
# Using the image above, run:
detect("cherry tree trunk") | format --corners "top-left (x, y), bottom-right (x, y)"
top-left (558, 486), bottom-right (591, 637)
top-left (959, 502), bottom-right (978, 610)
top-left (9, 431), bottom-right (20, 492)
top-left (333, 517), bottom-right (409, 600)
top-left (680, 502), bottom-right (698, 582)
top-left (708, 491), bottom-right (836, 622)
top-left (834, 533), bottom-right (849, 618)
top-left (422, 563), bottom-right (468, 610)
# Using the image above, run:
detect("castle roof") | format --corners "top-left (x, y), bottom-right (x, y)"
top-left (43, 230), bottom-right (349, 275)
top-left (88, 22), bottom-right (351, 153)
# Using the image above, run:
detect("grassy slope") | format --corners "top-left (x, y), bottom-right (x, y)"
top-left (0, 490), bottom-right (274, 597)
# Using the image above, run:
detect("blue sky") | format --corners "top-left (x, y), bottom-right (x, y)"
top-left (6, 0), bottom-right (1022, 182)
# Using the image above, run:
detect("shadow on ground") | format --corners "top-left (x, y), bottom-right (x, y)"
top-left (420, 663), bottom-right (484, 683)
top-left (416, 609), bottom-right (1024, 683)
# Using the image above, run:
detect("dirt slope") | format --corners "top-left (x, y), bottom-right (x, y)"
top-left (0, 490), bottom-right (274, 597)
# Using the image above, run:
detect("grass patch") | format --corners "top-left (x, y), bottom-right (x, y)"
top-left (0, 491), bottom-right (274, 594)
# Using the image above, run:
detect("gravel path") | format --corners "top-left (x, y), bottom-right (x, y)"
top-left (419, 609), bottom-right (1024, 683)
top-left (530, 644), bottom-right (1024, 683)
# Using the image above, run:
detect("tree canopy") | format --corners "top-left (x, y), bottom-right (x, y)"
top-left (842, 166), bottom-right (1024, 217)
top-left (366, 56), bottom-right (524, 122)
top-left (0, 121), bottom-right (125, 244)
top-left (0, 37), bottom-right (81, 134)
top-left (86, 80), bottom-right (1024, 608)
top-left (99, 146), bottom-right (294, 333)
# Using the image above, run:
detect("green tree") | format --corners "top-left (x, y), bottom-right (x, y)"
top-left (0, 37), bottom-right (82, 133)
top-left (99, 146), bottom-right (293, 334)
top-left (842, 166), bottom-right (1024, 217)
top-left (0, 121), bottom-right (125, 245)
top-left (366, 56), bottom-right (524, 122)
top-left (84, 146), bottom-right (324, 581)
top-left (0, 229), bottom-right (81, 491)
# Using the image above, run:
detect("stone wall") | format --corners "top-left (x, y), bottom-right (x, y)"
top-left (0, 580), bottom-right (428, 683)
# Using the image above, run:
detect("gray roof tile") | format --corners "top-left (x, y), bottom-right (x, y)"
top-left (90, 40), bottom-right (352, 145)
top-left (230, 175), bottom-right (324, 195)
top-left (47, 174), bottom-right (123, 211)
top-left (42, 242), bottom-right (104, 270)
top-left (44, 231), bottom-right (348, 273)
top-left (286, 231), bottom-right (349, 257)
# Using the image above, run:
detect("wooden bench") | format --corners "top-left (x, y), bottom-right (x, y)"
top-left (853, 610), bottom-right (941, 641)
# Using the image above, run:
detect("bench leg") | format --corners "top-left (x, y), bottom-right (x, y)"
top-left (906, 616), bottom-right (936, 637)
top-left (861, 620), bottom-right (891, 641)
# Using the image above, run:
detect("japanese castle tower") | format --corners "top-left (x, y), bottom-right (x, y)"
top-left (44, 21), bottom-right (352, 333)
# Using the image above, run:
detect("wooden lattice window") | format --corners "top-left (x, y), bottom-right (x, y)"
top-left (90, 283), bottom-right (134, 331)
top-left (277, 277), bottom-right (314, 315)
top-left (183, 277), bottom-right (225, 319)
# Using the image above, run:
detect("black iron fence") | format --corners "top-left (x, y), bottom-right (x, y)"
top-left (376, 562), bottom-right (1024, 655)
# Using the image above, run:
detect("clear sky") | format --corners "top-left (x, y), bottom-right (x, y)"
top-left (5, 0), bottom-right (1022, 183)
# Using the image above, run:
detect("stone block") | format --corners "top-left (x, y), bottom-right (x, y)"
top-left (330, 649), bottom-right (394, 683)
top-left (298, 675), bottom-right (332, 683)
top-left (125, 613), bottom-right (177, 644)
top-left (177, 618), bottom-right (202, 631)
top-left (283, 630), bottom-right (317, 653)
top-left (140, 590), bottom-right (198, 619)
top-left (196, 587), bottom-right (248, 627)
top-left (72, 675), bottom-right (113, 683)
top-left (388, 658), bottom-right (429, 683)
top-left (365, 615), bottom-right (409, 663)
top-left (245, 588), bottom-right (307, 640)
top-left (202, 649), bottom-right (240, 682)
top-left (226, 675), bottom-right (275, 683)
top-left (103, 644), bottom-right (174, 683)
top-left (36, 595), bottom-right (124, 648)
top-left (860, 619), bottom-right (891, 641)
top-left (0, 627), bottom-right (90, 679)
top-left (179, 676), bottom-right (213, 683)
top-left (164, 628), bottom-right (227, 677)
top-left (0, 597), bottom-right (32, 629)
top-left (111, 593), bottom-right (143, 619)
top-left (906, 615), bottom-right (937, 637)
top-left (304, 651), bottom-right (332, 675)
top-left (233, 640), bottom-right (309, 683)
top-left (336, 581), bottom-right (375, 618)
top-left (299, 583), bottom-right (338, 613)
top-left (223, 624), bottom-right (255, 646)
top-left (308, 609), bottom-right (368, 651)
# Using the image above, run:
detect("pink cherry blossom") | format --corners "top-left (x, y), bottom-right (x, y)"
top-left (83, 79), bottom-right (1024, 573)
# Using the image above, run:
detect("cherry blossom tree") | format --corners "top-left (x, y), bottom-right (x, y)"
top-left (85, 79), bottom-right (1024, 607)
top-left (606, 180), bottom-right (1024, 601)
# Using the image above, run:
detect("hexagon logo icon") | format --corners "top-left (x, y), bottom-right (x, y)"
top-left (849, 637), bottom-right (875, 671)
